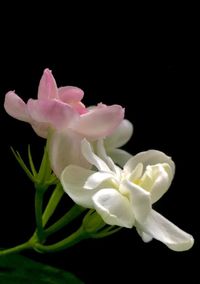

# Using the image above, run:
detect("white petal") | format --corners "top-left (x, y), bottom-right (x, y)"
top-left (142, 163), bottom-right (173, 203)
top-left (81, 139), bottom-right (110, 172)
top-left (120, 179), bottom-right (151, 223)
top-left (96, 139), bottom-right (120, 175)
top-left (61, 165), bottom-right (98, 208)
top-left (49, 130), bottom-right (89, 177)
top-left (139, 209), bottom-right (194, 251)
top-left (136, 226), bottom-right (153, 242)
top-left (124, 150), bottom-right (175, 178)
top-left (31, 121), bottom-right (49, 138)
top-left (104, 119), bottom-right (134, 149)
top-left (108, 148), bottom-right (133, 167)
top-left (84, 171), bottom-right (117, 190)
top-left (93, 188), bottom-right (135, 228)
top-left (128, 163), bottom-right (143, 181)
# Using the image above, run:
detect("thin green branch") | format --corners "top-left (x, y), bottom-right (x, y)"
top-left (34, 226), bottom-right (87, 253)
top-left (45, 204), bottom-right (86, 236)
top-left (0, 242), bottom-right (31, 255)
top-left (35, 188), bottom-right (45, 242)
top-left (42, 183), bottom-right (64, 227)
top-left (11, 147), bottom-right (35, 182)
top-left (28, 145), bottom-right (37, 176)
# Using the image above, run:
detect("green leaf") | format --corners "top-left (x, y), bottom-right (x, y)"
top-left (0, 254), bottom-right (84, 284)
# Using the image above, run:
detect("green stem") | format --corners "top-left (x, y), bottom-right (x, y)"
top-left (0, 241), bottom-right (31, 256)
top-left (35, 188), bottom-right (45, 241)
top-left (37, 145), bottom-right (51, 183)
top-left (45, 204), bottom-right (86, 236)
top-left (34, 226), bottom-right (87, 253)
top-left (30, 183), bottom-right (63, 243)
top-left (42, 183), bottom-right (64, 227)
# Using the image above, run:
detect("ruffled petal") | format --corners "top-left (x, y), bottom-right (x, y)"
top-left (73, 105), bottom-right (124, 139)
top-left (96, 140), bottom-right (121, 175)
top-left (120, 179), bottom-right (151, 223)
top-left (141, 163), bottom-right (173, 203)
top-left (124, 150), bottom-right (175, 178)
top-left (108, 148), bottom-right (133, 167)
top-left (139, 209), bottom-right (194, 251)
top-left (128, 163), bottom-right (143, 181)
top-left (104, 119), bottom-right (133, 149)
top-left (61, 165), bottom-right (97, 208)
top-left (49, 130), bottom-right (89, 177)
top-left (84, 171), bottom-right (117, 190)
top-left (92, 188), bottom-right (135, 228)
top-left (4, 91), bottom-right (30, 122)
top-left (27, 99), bottom-right (79, 130)
top-left (37, 68), bottom-right (58, 99)
top-left (81, 139), bottom-right (111, 172)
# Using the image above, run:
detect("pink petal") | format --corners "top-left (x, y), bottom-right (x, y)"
top-left (59, 87), bottom-right (87, 114)
top-left (58, 86), bottom-right (84, 102)
top-left (4, 91), bottom-right (30, 122)
top-left (37, 69), bottom-right (58, 100)
top-left (27, 99), bottom-right (79, 130)
top-left (71, 102), bottom-right (87, 115)
top-left (72, 105), bottom-right (124, 139)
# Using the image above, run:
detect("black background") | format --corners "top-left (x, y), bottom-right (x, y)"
top-left (0, 6), bottom-right (198, 284)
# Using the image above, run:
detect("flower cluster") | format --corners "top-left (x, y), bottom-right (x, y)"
top-left (1, 69), bottom-right (194, 255)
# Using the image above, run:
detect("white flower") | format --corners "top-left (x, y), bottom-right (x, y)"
top-left (61, 139), bottom-right (194, 251)
top-left (104, 119), bottom-right (134, 167)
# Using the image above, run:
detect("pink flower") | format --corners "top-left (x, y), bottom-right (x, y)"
top-left (4, 69), bottom-right (124, 176)
top-left (4, 69), bottom-right (86, 138)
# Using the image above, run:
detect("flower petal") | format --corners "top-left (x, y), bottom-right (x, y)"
top-left (108, 148), bottom-right (133, 167)
top-left (141, 163), bottom-right (173, 203)
top-left (120, 179), bottom-right (151, 223)
top-left (124, 150), bottom-right (175, 178)
top-left (4, 91), bottom-right (30, 122)
top-left (128, 163), bottom-right (143, 181)
top-left (104, 119), bottom-right (134, 149)
top-left (27, 99), bottom-right (79, 130)
top-left (73, 105), bottom-right (124, 139)
top-left (31, 121), bottom-right (49, 138)
top-left (81, 139), bottom-right (111, 172)
top-left (93, 188), bottom-right (135, 228)
top-left (61, 165), bottom-right (97, 208)
top-left (84, 171), bottom-right (116, 190)
top-left (136, 226), bottom-right (153, 242)
top-left (49, 130), bottom-right (89, 177)
top-left (58, 86), bottom-right (84, 102)
top-left (96, 139), bottom-right (121, 175)
top-left (58, 86), bottom-right (87, 114)
top-left (37, 69), bottom-right (58, 99)
top-left (139, 209), bottom-right (194, 251)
